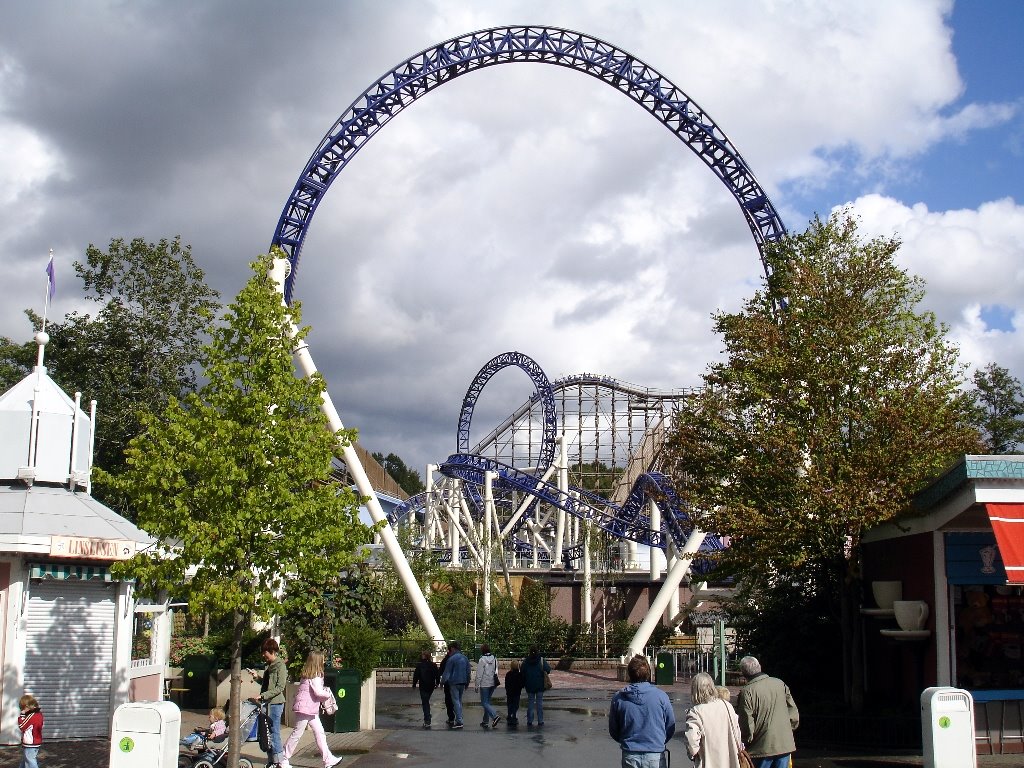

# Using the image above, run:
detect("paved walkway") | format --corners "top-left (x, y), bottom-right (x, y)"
top-left (1, 669), bottom-right (1020, 767)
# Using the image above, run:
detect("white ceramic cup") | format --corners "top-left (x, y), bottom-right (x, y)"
top-left (871, 581), bottom-right (903, 610)
top-left (893, 600), bottom-right (929, 631)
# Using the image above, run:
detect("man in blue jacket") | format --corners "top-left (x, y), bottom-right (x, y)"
top-left (439, 641), bottom-right (471, 729)
top-left (609, 655), bottom-right (675, 767)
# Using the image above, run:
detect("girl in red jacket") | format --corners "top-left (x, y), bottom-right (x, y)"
top-left (17, 694), bottom-right (43, 768)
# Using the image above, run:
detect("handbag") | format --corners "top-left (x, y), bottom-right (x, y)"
top-left (256, 704), bottom-right (271, 752)
top-left (493, 673), bottom-right (500, 687)
top-left (321, 688), bottom-right (338, 715)
top-left (723, 699), bottom-right (755, 768)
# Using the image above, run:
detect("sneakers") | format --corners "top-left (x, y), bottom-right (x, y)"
top-left (452, 722), bottom-right (464, 729)
top-left (491, 715), bottom-right (501, 728)
top-left (325, 757), bottom-right (344, 768)
top-left (423, 722), bottom-right (431, 729)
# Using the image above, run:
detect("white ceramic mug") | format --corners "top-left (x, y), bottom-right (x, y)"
top-left (893, 600), bottom-right (929, 631)
top-left (871, 580), bottom-right (903, 610)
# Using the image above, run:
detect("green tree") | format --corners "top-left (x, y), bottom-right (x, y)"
top-left (663, 211), bottom-right (979, 710)
top-left (972, 362), bottom-right (1024, 453)
top-left (372, 451), bottom-right (425, 495)
top-left (0, 237), bottom-right (220, 514)
top-left (104, 252), bottom-right (372, 768)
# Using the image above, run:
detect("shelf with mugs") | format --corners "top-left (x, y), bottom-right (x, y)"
top-left (860, 607), bottom-right (895, 618)
top-left (879, 629), bottom-right (931, 641)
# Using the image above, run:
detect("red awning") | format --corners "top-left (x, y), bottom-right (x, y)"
top-left (984, 503), bottom-right (1024, 585)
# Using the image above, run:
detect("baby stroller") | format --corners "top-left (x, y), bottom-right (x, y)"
top-left (177, 702), bottom-right (260, 768)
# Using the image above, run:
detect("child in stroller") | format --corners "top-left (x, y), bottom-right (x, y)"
top-left (178, 703), bottom-right (260, 768)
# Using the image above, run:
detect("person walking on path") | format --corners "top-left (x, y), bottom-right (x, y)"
top-left (439, 641), bottom-right (471, 729)
top-left (412, 651), bottom-right (440, 729)
top-left (504, 660), bottom-right (525, 726)
top-left (438, 646), bottom-right (456, 726)
top-left (475, 644), bottom-right (501, 728)
top-left (17, 694), bottom-right (43, 768)
top-left (609, 655), bottom-right (675, 768)
top-left (684, 672), bottom-right (741, 768)
top-left (281, 651), bottom-right (343, 768)
top-left (736, 656), bottom-right (799, 768)
top-left (521, 646), bottom-right (551, 727)
top-left (249, 638), bottom-right (288, 768)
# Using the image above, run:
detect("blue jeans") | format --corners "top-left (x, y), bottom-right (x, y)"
top-left (180, 731), bottom-right (202, 747)
top-left (450, 683), bottom-right (467, 725)
top-left (419, 687), bottom-right (433, 724)
top-left (480, 686), bottom-right (497, 722)
top-left (20, 746), bottom-right (39, 768)
top-left (756, 756), bottom-right (791, 768)
top-left (265, 702), bottom-right (284, 762)
top-left (620, 750), bottom-right (666, 768)
top-left (527, 690), bottom-right (544, 724)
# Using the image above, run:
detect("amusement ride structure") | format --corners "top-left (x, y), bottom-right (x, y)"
top-left (267, 26), bottom-right (787, 656)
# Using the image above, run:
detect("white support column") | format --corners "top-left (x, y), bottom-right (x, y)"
top-left (664, 545), bottom-right (680, 626)
top-left (483, 471), bottom-right (496, 619)
top-left (582, 517), bottom-right (592, 625)
top-left (649, 500), bottom-right (663, 580)
top-left (626, 528), bottom-right (706, 658)
top-left (269, 259), bottom-right (445, 650)
top-left (424, 464), bottom-right (437, 549)
top-left (552, 436), bottom-right (568, 568)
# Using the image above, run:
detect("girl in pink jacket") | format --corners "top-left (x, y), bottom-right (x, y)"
top-left (281, 651), bottom-right (343, 768)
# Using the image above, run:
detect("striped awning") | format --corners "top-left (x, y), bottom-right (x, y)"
top-left (984, 504), bottom-right (1024, 585)
top-left (28, 562), bottom-right (114, 582)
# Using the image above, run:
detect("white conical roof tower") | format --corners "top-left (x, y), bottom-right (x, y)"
top-left (0, 331), bottom-right (149, 548)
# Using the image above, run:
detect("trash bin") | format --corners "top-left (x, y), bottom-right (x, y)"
top-left (655, 652), bottom-right (675, 686)
top-left (182, 654), bottom-right (217, 709)
top-left (110, 700), bottom-right (181, 768)
top-left (322, 668), bottom-right (362, 733)
top-left (921, 686), bottom-right (976, 768)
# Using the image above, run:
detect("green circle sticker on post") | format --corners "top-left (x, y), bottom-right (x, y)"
top-left (938, 716), bottom-right (951, 728)
top-left (338, 687), bottom-right (346, 698)
top-left (187, 670), bottom-right (194, 678)
top-left (658, 662), bottom-right (665, 668)
top-left (119, 737), bottom-right (135, 752)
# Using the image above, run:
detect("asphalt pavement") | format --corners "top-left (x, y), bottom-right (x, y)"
top-left (2, 668), bottom-right (1022, 767)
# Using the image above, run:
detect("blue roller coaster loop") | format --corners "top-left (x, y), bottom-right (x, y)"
top-left (271, 25), bottom-right (786, 303)
top-left (457, 351), bottom-right (557, 472)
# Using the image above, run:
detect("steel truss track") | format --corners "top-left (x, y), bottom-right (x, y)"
top-left (271, 25), bottom-right (785, 302)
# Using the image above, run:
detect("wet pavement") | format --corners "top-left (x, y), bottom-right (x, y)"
top-left (2, 668), bottom-right (1021, 767)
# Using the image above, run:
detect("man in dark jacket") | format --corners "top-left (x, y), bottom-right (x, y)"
top-left (609, 655), bottom-right (675, 767)
top-left (438, 646), bottom-right (456, 726)
top-left (412, 651), bottom-right (440, 729)
top-left (737, 655), bottom-right (799, 768)
top-left (439, 641), bottom-right (471, 728)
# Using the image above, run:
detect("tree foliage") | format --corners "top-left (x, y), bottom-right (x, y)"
top-left (971, 362), bottom-right (1024, 453)
top-left (0, 237), bottom-right (220, 515)
top-left (372, 451), bottom-right (425, 495)
top-left (663, 212), bottom-right (979, 708)
top-left (104, 252), bottom-right (372, 766)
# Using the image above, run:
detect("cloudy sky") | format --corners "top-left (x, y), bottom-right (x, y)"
top-left (1, 0), bottom-right (1022, 474)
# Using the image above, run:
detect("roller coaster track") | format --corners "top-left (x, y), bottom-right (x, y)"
top-left (271, 25), bottom-right (785, 303)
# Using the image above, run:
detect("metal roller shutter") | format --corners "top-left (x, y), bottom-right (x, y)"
top-left (25, 579), bottom-right (115, 738)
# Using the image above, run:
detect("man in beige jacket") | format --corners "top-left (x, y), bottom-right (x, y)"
top-left (736, 656), bottom-right (799, 768)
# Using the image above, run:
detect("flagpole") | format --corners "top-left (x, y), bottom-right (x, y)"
top-left (42, 249), bottom-right (53, 334)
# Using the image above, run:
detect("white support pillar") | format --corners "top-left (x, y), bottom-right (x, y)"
top-left (582, 517), bottom-right (592, 625)
top-left (483, 470), bottom-right (496, 619)
top-left (424, 464), bottom-right (437, 549)
top-left (552, 435), bottom-right (568, 568)
top-left (664, 545), bottom-right (680, 626)
top-left (626, 528), bottom-right (706, 658)
top-left (649, 500), bottom-right (663, 580)
top-left (269, 258), bottom-right (445, 650)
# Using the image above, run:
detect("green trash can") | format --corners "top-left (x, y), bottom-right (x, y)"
top-left (654, 652), bottom-right (675, 686)
top-left (321, 668), bottom-right (361, 733)
top-left (182, 655), bottom-right (216, 709)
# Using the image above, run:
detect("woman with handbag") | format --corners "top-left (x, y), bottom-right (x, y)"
top-left (521, 645), bottom-right (551, 727)
top-left (281, 650), bottom-right (343, 768)
top-left (684, 672), bottom-right (744, 768)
